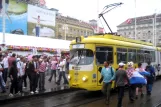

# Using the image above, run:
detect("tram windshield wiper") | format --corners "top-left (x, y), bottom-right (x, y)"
top-left (77, 51), bottom-right (83, 65)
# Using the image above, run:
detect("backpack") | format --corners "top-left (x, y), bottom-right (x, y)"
top-left (146, 65), bottom-right (155, 78)
top-left (99, 67), bottom-right (114, 83)
top-left (110, 67), bottom-right (114, 77)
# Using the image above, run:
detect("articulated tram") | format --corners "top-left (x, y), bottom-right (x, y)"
top-left (68, 34), bottom-right (161, 91)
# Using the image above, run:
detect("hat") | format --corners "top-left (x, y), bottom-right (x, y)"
top-left (119, 62), bottom-right (125, 66)
top-left (127, 61), bottom-right (134, 66)
top-left (17, 58), bottom-right (20, 61)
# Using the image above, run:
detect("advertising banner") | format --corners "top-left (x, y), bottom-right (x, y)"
top-left (0, 0), bottom-right (27, 35)
top-left (27, 4), bottom-right (56, 38)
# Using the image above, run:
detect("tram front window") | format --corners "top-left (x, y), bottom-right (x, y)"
top-left (70, 49), bottom-right (94, 65)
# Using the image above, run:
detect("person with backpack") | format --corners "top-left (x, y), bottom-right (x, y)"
top-left (145, 62), bottom-right (155, 95)
top-left (101, 61), bottom-right (115, 105)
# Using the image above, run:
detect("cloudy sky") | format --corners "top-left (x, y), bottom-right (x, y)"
top-left (46, 0), bottom-right (161, 32)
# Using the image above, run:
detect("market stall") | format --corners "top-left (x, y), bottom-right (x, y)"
top-left (0, 33), bottom-right (70, 56)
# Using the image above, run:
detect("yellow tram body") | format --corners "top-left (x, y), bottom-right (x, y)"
top-left (68, 34), bottom-right (159, 91)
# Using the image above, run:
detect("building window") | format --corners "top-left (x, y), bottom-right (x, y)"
top-left (70, 28), bottom-right (72, 32)
top-left (58, 25), bottom-right (62, 28)
top-left (58, 35), bottom-right (62, 39)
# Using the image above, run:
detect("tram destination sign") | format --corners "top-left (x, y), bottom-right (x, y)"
top-left (72, 44), bottom-right (84, 49)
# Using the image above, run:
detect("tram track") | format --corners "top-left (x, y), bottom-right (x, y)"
top-left (0, 89), bottom-right (82, 107)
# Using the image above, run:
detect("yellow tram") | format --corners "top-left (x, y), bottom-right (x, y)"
top-left (68, 34), bottom-right (161, 91)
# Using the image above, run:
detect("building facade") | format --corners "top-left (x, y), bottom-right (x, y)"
top-left (55, 14), bottom-right (94, 40)
top-left (117, 14), bottom-right (161, 46)
top-left (89, 19), bottom-right (104, 33)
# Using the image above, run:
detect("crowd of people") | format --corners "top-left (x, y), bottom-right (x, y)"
top-left (101, 61), bottom-right (155, 107)
top-left (0, 52), bottom-right (70, 97)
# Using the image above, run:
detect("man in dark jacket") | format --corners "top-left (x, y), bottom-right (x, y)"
top-left (115, 62), bottom-right (129, 107)
top-left (145, 62), bottom-right (155, 95)
top-left (27, 56), bottom-right (38, 94)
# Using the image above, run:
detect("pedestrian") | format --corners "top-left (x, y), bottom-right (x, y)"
top-left (25, 60), bottom-right (32, 91)
top-left (129, 63), bottom-right (148, 101)
top-left (145, 62), bottom-right (155, 95)
top-left (100, 61), bottom-right (115, 105)
top-left (2, 52), bottom-right (9, 84)
top-left (0, 55), bottom-right (6, 93)
top-left (135, 63), bottom-right (146, 98)
top-left (9, 61), bottom-right (18, 97)
top-left (38, 58), bottom-right (47, 91)
top-left (8, 53), bottom-right (16, 69)
top-left (23, 57), bottom-right (27, 89)
top-left (126, 62), bottom-right (136, 102)
top-left (115, 62), bottom-right (129, 107)
top-left (17, 57), bottom-right (25, 94)
top-left (28, 56), bottom-right (38, 94)
top-left (157, 64), bottom-right (160, 75)
top-left (48, 57), bottom-right (57, 82)
top-left (65, 55), bottom-right (70, 74)
top-left (56, 57), bottom-right (69, 85)
top-left (33, 56), bottom-right (39, 93)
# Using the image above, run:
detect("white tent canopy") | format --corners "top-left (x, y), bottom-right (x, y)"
top-left (0, 33), bottom-right (71, 50)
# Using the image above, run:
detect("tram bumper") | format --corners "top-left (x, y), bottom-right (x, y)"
top-left (70, 83), bottom-right (102, 91)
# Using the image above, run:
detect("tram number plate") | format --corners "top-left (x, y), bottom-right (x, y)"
top-left (75, 72), bottom-right (79, 75)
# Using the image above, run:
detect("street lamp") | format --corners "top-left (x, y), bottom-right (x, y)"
top-left (63, 24), bottom-right (68, 40)
top-left (2, 0), bottom-right (6, 44)
top-left (134, 0), bottom-right (137, 40)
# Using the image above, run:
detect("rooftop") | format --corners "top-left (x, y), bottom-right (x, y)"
top-left (117, 14), bottom-right (161, 27)
top-left (56, 14), bottom-right (93, 29)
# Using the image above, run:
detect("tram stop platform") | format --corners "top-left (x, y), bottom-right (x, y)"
top-left (0, 75), bottom-right (70, 103)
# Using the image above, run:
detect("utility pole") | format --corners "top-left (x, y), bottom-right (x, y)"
top-left (152, 18), bottom-right (155, 46)
top-left (2, 0), bottom-right (6, 44)
top-left (134, 0), bottom-right (137, 40)
top-left (154, 13), bottom-right (157, 47)
top-left (97, 0), bottom-right (99, 33)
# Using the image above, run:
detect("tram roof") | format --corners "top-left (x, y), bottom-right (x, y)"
top-left (71, 34), bottom-right (156, 50)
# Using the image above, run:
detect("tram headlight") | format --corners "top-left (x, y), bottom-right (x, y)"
top-left (82, 76), bottom-right (88, 82)
top-left (68, 75), bottom-right (71, 80)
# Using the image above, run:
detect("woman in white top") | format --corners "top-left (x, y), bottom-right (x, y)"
top-left (56, 57), bottom-right (68, 85)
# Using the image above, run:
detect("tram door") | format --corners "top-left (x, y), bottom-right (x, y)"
top-left (95, 46), bottom-right (113, 86)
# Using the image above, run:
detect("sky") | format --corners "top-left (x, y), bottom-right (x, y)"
top-left (46, 0), bottom-right (161, 32)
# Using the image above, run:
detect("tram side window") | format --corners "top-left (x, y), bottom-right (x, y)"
top-left (144, 51), bottom-right (151, 62)
top-left (96, 47), bottom-right (113, 64)
top-left (128, 49), bottom-right (136, 63)
top-left (117, 48), bottom-right (127, 64)
top-left (137, 50), bottom-right (144, 63)
top-left (150, 51), bottom-right (156, 62)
